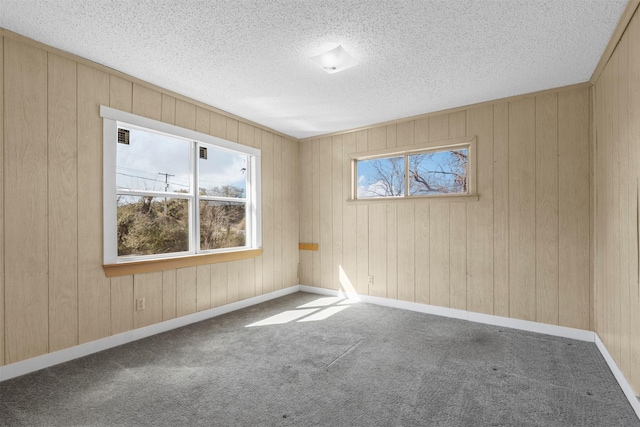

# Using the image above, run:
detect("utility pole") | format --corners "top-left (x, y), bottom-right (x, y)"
top-left (158, 172), bottom-right (175, 216)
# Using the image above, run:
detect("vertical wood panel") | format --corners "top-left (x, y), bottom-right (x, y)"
top-left (162, 270), bottom-right (177, 321)
top-left (493, 103), bottom-right (510, 317)
top-left (429, 203), bottom-right (450, 307)
top-left (449, 111), bottom-right (467, 311)
top-left (367, 128), bottom-right (386, 296)
top-left (429, 115), bottom-right (448, 141)
top-left (509, 98), bottom-right (537, 321)
top-left (110, 276), bottom-right (133, 334)
top-left (299, 140), bottom-right (312, 285)
top-left (331, 136), bottom-right (344, 290)
top-left (196, 106), bottom-right (210, 134)
top-left (48, 53), bottom-right (79, 351)
top-left (535, 93), bottom-right (559, 325)
top-left (226, 118), bottom-right (239, 142)
top-left (356, 131), bottom-right (369, 294)
top-left (627, 11), bottom-right (640, 392)
top-left (281, 138), bottom-right (294, 288)
top-left (175, 99), bottom-right (196, 130)
top-left (319, 138), bottom-right (333, 288)
top-left (428, 115), bottom-right (450, 307)
top-left (559, 89), bottom-right (590, 329)
top-left (616, 33), bottom-right (631, 377)
top-left (211, 112), bottom-right (226, 138)
top-left (253, 129), bottom-right (264, 294)
top-left (238, 258), bottom-right (255, 299)
top-left (466, 105), bottom-right (495, 315)
top-left (311, 139), bottom-right (320, 287)
top-left (397, 204), bottom-right (415, 302)
top-left (197, 265), bottom-right (211, 311)
top-left (342, 133), bottom-right (358, 294)
top-left (252, 128), bottom-right (264, 294)
top-left (414, 117), bottom-right (429, 143)
top-left (132, 84), bottom-right (161, 120)
top-left (4, 40), bottom-right (49, 362)
top-left (369, 205), bottom-right (386, 297)
top-left (77, 63), bottom-right (111, 344)
top-left (386, 204), bottom-right (398, 300)
top-left (292, 138), bottom-right (300, 286)
top-left (161, 94), bottom-right (176, 125)
top-left (211, 262), bottom-right (228, 307)
top-left (0, 36), bottom-right (4, 365)
top-left (415, 203), bottom-right (430, 304)
top-left (610, 50), bottom-right (621, 359)
top-left (134, 272), bottom-right (163, 328)
top-left (109, 75), bottom-right (132, 113)
top-left (396, 121), bottom-right (414, 146)
top-left (273, 136), bottom-right (283, 288)
top-left (227, 261), bottom-right (240, 303)
top-left (261, 131), bottom-right (274, 292)
top-left (176, 267), bottom-right (197, 317)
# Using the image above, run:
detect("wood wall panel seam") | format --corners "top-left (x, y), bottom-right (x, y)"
top-left (590, 0), bottom-right (640, 85)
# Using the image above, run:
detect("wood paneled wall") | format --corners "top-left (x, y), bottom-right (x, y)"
top-left (593, 7), bottom-right (640, 394)
top-left (0, 35), bottom-right (299, 366)
top-left (300, 86), bottom-right (591, 330)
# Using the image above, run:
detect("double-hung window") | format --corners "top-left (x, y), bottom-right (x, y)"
top-left (101, 106), bottom-right (261, 267)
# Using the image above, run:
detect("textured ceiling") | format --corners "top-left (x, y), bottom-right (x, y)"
top-left (0, 0), bottom-right (627, 139)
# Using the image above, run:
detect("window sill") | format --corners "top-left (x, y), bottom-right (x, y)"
top-left (347, 193), bottom-right (479, 205)
top-left (103, 248), bottom-right (262, 278)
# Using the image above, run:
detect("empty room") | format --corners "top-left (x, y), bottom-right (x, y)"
top-left (1, 0), bottom-right (640, 425)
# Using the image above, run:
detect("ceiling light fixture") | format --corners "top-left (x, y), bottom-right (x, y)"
top-left (309, 45), bottom-right (358, 74)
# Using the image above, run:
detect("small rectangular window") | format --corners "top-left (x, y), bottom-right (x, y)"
top-left (351, 136), bottom-right (476, 201)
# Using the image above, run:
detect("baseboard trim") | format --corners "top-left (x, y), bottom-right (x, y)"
top-left (595, 333), bottom-right (640, 419)
top-left (2, 284), bottom-right (638, 421)
top-left (0, 285), bottom-right (301, 382)
top-left (299, 285), bottom-right (593, 341)
top-left (299, 284), bottom-right (639, 420)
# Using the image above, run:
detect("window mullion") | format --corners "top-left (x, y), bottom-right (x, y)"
top-left (191, 141), bottom-right (198, 254)
top-left (404, 155), bottom-right (409, 197)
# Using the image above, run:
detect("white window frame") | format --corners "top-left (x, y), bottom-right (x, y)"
top-left (101, 106), bottom-right (261, 265)
top-left (349, 135), bottom-right (477, 202)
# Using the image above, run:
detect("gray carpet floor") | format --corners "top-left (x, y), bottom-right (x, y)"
top-left (0, 291), bottom-right (638, 427)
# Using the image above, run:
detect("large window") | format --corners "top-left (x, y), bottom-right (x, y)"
top-left (351, 136), bottom-right (476, 201)
top-left (102, 106), bottom-right (260, 265)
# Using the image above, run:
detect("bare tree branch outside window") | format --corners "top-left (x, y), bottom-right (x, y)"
top-left (357, 147), bottom-right (468, 198)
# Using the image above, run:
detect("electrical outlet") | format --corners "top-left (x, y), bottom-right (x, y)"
top-left (368, 275), bottom-right (374, 286)
top-left (135, 298), bottom-right (146, 311)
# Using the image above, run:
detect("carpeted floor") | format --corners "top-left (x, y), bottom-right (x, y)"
top-left (0, 291), bottom-right (638, 427)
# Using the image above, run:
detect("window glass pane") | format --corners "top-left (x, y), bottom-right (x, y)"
top-left (200, 201), bottom-right (246, 250)
top-left (356, 156), bottom-right (404, 198)
top-left (408, 147), bottom-right (468, 195)
top-left (117, 128), bottom-right (191, 193)
top-left (117, 196), bottom-right (189, 256)
top-left (199, 145), bottom-right (247, 198)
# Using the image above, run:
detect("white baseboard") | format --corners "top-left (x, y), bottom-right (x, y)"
top-left (0, 285), bottom-right (301, 382)
top-left (595, 334), bottom-right (640, 418)
top-left (299, 285), bottom-right (593, 341)
top-left (2, 283), bottom-right (638, 422)
top-left (299, 284), bottom-right (639, 420)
